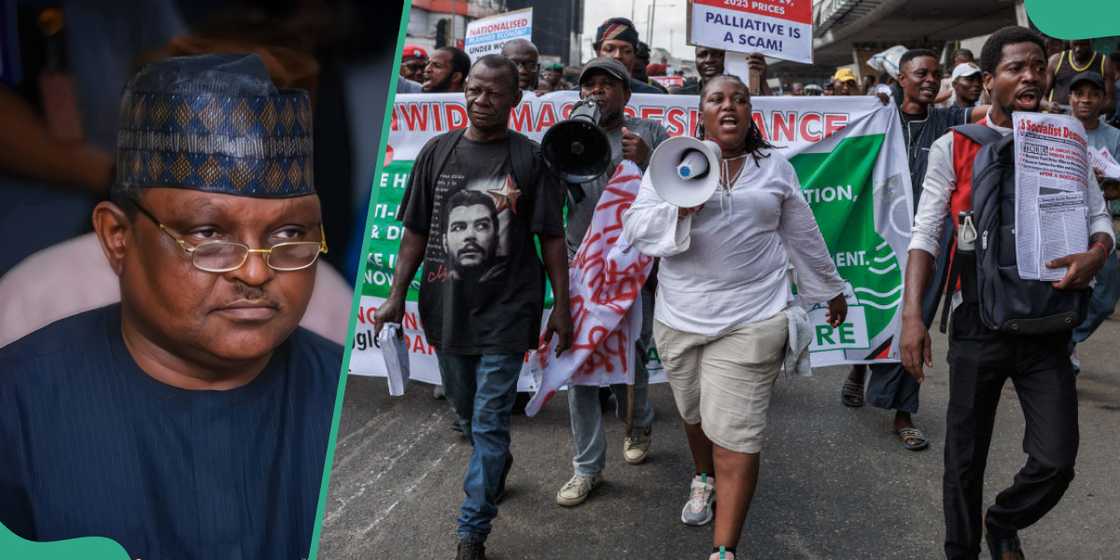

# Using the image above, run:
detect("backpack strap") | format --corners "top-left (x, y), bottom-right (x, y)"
top-left (506, 130), bottom-right (537, 195)
top-left (950, 123), bottom-right (1004, 146)
top-left (939, 228), bottom-right (960, 334)
top-left (429, 128), bottom-right (467, 184)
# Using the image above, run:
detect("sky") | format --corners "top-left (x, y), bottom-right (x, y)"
top-left (581, 0), bottom-right (694, 63)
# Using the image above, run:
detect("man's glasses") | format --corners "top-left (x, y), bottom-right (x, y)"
top-left (129, 199), bottom-right (327, 273)
top-left (512, 60), bottom-right (539, 72)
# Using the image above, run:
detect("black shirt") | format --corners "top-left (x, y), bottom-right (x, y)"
top-left (630, 78), bottom-right (662, 94)
top-left (899, 106), bottom-right (969, 208)
top-left (401, 132), bottom-right (565, 354)
top-left (0, 305), bottom-right (341, 560)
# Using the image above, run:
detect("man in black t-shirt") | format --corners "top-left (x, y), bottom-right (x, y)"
top-left (841, 49), bottom-right (987, 452)
top-left (376, 54), bottom-right (571, 560)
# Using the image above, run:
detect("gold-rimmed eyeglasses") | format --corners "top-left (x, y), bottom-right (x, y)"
top-left (129, 200), bottom-right (328, 273)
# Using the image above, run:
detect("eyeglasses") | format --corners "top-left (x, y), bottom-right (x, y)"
top-left (129, 200), bottom-right (328, 273)
top-left (512, 60), bottom-right (539, 72)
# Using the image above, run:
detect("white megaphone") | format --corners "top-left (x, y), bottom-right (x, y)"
top-left (647, 136), bottom-right (722, 207)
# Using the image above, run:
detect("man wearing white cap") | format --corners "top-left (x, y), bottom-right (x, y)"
top-left (939, 62), bottom-right (983, 109)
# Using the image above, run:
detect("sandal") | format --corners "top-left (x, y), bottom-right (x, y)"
top-left (895, 427), bottom-right (930, 451)
top-left (841, 379), bottom-right (865, 408)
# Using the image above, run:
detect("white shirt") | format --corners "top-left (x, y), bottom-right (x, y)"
top-left (909, 111), bottom-right (1116, 258)
top-left (622, 150), bottom-right (845, 336)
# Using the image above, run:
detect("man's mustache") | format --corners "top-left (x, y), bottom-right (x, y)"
top-left (457, 241), bottom-right (484, 259)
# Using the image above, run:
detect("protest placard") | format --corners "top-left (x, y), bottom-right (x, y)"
top-left (687, 0), bottom-right (813, 63)
top-left (651, 75), bottom-right (684, 89)
top-left (464, 7), bottom-right (533, 62)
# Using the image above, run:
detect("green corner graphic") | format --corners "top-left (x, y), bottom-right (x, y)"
top-left (1026, 0), bottom-right (1120, 39)
top-left (0, 523), bottom-right (129, 560)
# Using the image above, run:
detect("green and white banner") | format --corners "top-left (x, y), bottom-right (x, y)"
top-left (350, 93), bottom-right (912, 385)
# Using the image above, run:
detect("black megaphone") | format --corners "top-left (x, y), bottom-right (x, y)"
top-left (541, 98), bottom-right (612, 202)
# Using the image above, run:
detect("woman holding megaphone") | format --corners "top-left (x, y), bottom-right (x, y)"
top-left (622, 74), bottom-right (848, 560)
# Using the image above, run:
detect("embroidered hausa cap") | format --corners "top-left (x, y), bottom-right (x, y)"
top-left (115, 53), bottom-right (314, 199)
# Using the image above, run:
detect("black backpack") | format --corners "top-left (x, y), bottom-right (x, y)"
top-left (944, 124), bottom-right (1089, 334)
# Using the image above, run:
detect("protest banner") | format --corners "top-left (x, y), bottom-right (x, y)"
top-left (350, 93), bottom-right (913, 392)
top-left (464, 7), bottom-right (533, 62)
top-left (687, 0), bottom-right (813, 63)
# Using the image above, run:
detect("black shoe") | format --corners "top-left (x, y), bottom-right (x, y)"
top-left (985, 529), bottom-right (1024, 560)
top-left (495, 453), bottom-right (513, 504)
top-left (456, 541), bottom-right (487, 560)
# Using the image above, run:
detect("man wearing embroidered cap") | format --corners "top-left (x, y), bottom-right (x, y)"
top-left (0, 53), bottom-right (340, 560)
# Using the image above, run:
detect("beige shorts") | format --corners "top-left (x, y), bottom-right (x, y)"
top-left (653, 312), bottom-right (788, 454)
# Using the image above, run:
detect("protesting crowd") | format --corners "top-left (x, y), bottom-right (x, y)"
top-left (384, 12), bottom-right (1120, 560)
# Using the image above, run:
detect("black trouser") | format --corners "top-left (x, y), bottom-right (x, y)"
top-left (943, 303), bottom-right (1079, 560)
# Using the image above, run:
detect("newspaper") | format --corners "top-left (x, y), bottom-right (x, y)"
top-left (377, 323), bottom-right (410, 396)
top-left (1012, 113), bottom-right (1090, 282)
top-left (1090, 145), bottom-right (1120, 180)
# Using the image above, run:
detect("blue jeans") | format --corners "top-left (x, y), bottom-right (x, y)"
top-left (567, 355), bottom-right (655, 476)
top-left (435, 352), bottom-right (523, 544)
top-left (567, 289), bottom-right (656, 476)
top-left (1072, 251), bottom-right (1120, 345)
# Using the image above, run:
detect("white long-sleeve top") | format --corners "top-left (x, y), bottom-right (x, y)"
top-left (910, 112), bottom-right (1116, 257)
top-left (622, 150), bottom-right (846, 336)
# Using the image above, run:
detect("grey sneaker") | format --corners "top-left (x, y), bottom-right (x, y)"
top-left (556, 473), bottom-right (601, 507)
top-left (681, 473), bottom-right (715, 526)
top-left (623, 427), bottom-right (652, 464)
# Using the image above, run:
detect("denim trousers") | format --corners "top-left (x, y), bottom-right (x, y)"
top-left (567, 353), bottom-right (655, 476)
top-left (567, 289), bottom-right (656, 476)
top-left (435, 352), bottom-right (523, 544)
top-left (1072, 251), bottom-right (1120, 345)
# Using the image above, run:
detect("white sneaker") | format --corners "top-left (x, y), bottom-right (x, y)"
top-left (623, 428), bottom-right (652, 464)
top-left (707, 550), bottom-right (735, 560)
top-left (681, 474), bottom-right (715, 526)
top-left (556, 473), bottom-right (601, 507)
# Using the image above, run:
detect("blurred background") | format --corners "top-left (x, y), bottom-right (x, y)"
top-left (0, 0), bottom-right (404, 283)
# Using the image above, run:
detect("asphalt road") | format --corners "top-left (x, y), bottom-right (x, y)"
top-left (319, 317), bottom-right (1120, 560)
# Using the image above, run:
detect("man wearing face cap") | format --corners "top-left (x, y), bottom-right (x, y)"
top-left (554, 56), bottom-right (669, 508)
top-left (0, 53), bottom-right (340, 560)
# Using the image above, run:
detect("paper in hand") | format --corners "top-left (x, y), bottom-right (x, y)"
top-left (378, 323), bottom-right (410, 396)
top-left (1090, 146), bottom-right (1120, 180)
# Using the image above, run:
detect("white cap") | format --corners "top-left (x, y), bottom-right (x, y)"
top-left (951, 62), bottom-right (982, 81)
